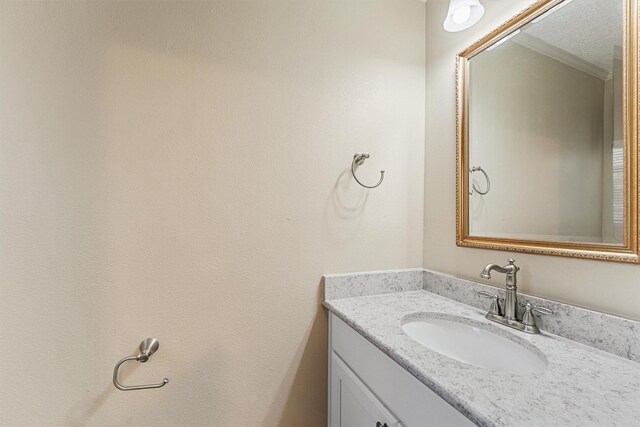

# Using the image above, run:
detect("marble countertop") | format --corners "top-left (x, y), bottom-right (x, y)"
top-left (324, 290), bottom-right (640, 427)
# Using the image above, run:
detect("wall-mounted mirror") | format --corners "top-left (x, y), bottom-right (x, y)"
top-left (456, 0), bottom-right (639, 263)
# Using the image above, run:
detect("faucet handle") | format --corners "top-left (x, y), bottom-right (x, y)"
top-left (520, 301), bottom-right (553, 330)
top-left (519, 301), bottom-right (553, 315)
top-left (477, 291), bottom-right (503, 316)
top-left (477, 290), bottom-right (498, 298)
top-left (532, 305), bottom-right (553, 315)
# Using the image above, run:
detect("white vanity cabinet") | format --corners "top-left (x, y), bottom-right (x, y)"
top-left (328, 313), bottom-right (475, 427)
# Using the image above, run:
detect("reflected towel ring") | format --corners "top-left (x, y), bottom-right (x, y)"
top-left (351, 152), bottom-right (385, 189)
top-left (469, 166), bottom-right (490, 195)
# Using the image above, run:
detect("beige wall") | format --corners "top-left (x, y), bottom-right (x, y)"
top-left (424, 0), bottom-right (640, 320)
top-left (0, 1), bottom-right (425, 425)
top-left (469, 41), bottom-right (605, 241)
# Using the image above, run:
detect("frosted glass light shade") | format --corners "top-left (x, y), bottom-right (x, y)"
top-left (444, 0), bottom-right (485, 32)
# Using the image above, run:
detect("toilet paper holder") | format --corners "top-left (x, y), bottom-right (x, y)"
top-left (112, 338), bottom-right (169, 391)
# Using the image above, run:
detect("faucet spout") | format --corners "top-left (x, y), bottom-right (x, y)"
top-left (479, 263), bottom-right (507, 279)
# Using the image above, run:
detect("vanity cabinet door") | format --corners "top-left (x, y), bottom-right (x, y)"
top-left (330, 352), bottom-right (402, 427)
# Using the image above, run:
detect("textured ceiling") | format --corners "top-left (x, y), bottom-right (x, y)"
top-left (521, 0), bottom-right (623, 73)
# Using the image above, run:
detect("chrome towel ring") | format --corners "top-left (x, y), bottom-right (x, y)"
top-left (351, 152), bottom-right (385, 189)
top-left (469, 166), bottom-right (490, 195)
top-left (113, 338), bottom-right (169, 391)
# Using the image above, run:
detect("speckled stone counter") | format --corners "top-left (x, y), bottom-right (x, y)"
top-left (323, 283), bottom-right (640, 426)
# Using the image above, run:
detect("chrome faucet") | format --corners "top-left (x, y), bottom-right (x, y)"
top-left (480, 259), bottom-right (519, 320)
top-left (478, 259), bottom-right (552, 334)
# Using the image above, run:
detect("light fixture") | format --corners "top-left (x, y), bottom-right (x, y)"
top-left (443, 0), bottom-right (485, 32)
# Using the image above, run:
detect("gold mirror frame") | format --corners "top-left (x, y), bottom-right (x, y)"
top-left (456, 0), bottom-right (640, 263)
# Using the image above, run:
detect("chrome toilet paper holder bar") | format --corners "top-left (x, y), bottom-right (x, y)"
top-left (113, 338), bottom-right (169, 391)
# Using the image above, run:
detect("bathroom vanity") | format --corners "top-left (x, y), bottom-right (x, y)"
top-left (324, 269), bottom-right (640, 427)
top-left (328, 313), bottom-right (473, 427)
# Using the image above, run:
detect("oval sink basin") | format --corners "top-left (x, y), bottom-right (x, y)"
top-left (402, 314), bottom-right (547, 375)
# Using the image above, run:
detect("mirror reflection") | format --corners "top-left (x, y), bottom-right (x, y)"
top-left (467, 0), bottom-right (624, 244)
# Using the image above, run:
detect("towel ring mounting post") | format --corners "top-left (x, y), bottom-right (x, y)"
top-left (113, 338), bottom-right (169, 391)
top-left (351, 152), bottom-right (385, 189)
